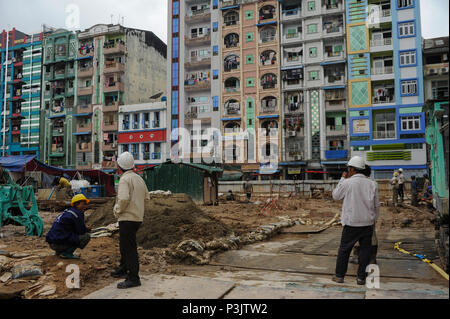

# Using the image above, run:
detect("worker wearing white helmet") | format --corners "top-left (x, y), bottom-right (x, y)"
top-left (111, 152), bottom-right (150, 289)
top-left (398, 168), bottom-right (405, 202)
top-left (331, 156), bottom-right (380, 285)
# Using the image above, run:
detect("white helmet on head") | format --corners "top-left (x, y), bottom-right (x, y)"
top-left (398, 168), bottom-right (403, 172)
top-left (347, 156), bottom-right (366, 170)
top-left (117, 152), bottom-right (135, 170)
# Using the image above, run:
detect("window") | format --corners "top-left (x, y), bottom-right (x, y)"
top-left (213, 96), bottom-right (219, 111)
top-left (213, 22), bottom-right (218, 32)
top-left (154, 112), bottom-right (160, 128)
top-left (398, 0), bottom-right (414, 8)
top-left (307, 24), bottom-right (318, 34)
top-left (246, 55), bottom-right (254, 64)
top-left (245, 32), bottom-right (254, 42)
top-left (308, 1), bottom-right (316, 11)
top-left (309, 47), bottom-right (317, 58)
top-left (173, 18), bottom-right (179, 33)
top-left (172, 1), bottom-right (179, 15)
top-left (213, 45), bottom-right (219, 56)
top-left (374, 110), bottom-right (396, 139)
top-left (246, 78), bottom-right (255, 87)
top-left (309, 71), bottom-right (319, 81)
top-left (224, 11), bottom-right (239, 26)
top-left (431, 80), bottom-right (449, 99)
top-left (245, 10), bottom-right (253, 20)
top-left (213, 69), bottom-right (219, 80)
top-left (401, 116), bottom-right (420, 131)
top-left (199, 105), bottom-right (209, 113)
top-left (143, 113), bottom-right (150, 129)
top-left (213, 0), bottom-right (218, 10)
top-left (133, 113), bottom-right (140, 129)
top-left (172, 91), bottom-right (179, 115)
top-left (400, 51), bottom-right (416, 66)
top-left (401, 79), bottom-right (418, 95)
top-left (172, 62), bottom-right (178, 86)
top-left (398, 22), bottom-right (415, 37)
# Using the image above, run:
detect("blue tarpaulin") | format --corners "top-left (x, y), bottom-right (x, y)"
top-left (0, 155), bottom-right (36, 172)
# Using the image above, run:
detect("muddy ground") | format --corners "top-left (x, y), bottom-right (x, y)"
top-left (0, 192), bottom-right (437, 299)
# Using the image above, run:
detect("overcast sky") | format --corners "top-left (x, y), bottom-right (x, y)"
top-left (0, 0), bottom-right (448, 44)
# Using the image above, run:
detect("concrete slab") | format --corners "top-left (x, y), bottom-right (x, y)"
top-left (83, 274), bottom-right (235, 299)
top-left (225, 284), bottom-right (365, 299)
top-left (211, 249), bottom-right (439, 280)
top-left (365, 290), bottom-right (449, 299)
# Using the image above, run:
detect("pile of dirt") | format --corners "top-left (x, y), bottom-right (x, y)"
top-left (86, 194), bottom-right (233, 249)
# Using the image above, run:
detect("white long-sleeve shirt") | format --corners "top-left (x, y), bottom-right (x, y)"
top-left (332, 174), bottom-right (380, 227)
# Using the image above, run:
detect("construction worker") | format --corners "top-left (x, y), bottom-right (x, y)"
top-left (390, 171), bottom-right (400, 207)
top-left (422, 174), bottom-right (431, 200)
top-left (0, 164), bottom-right (14, 184)
top-left (52, 176), bottom-right (74, 199)
top-left (226, 190), bottom-right (235, 201)
top-left (398, 168), bottom-right (405, 202)
top-left (411, 175), bottom-right (419, 207)
top-left (111, 152), bottom-right (150, 289)
top-left (331, 156), bottom-right (380, 285)
top-left (45, 194), bottom-right (91, 259)
top-left (243, 178), bottom-right (253, 202)
top-left (350, 165), bottom-right (379, 265)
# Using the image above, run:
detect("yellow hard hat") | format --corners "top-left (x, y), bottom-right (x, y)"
top-left (71, 194), bottom-right (90, 206)
top-left (394, 172), bottom-right (399, 177)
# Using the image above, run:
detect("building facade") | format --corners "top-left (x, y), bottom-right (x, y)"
top-left (279, 0), bottom-right (348, 179)
top-left (118, 101), bottom-right (168, 169)
top-left (1, 28), bottom-right (47, 157)
top-left (346, 0), bottom-right (427, 179)
top-left (74, 24), bottom-right (167, 172)
top-left (40, 29), bottom-right (78, 168)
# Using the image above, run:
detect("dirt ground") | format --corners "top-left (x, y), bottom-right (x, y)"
top-left (0, 192), bottom-right (437, 299)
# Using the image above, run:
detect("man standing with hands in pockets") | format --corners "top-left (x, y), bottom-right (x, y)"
top-left (331, 156), bottom-right (380, 285)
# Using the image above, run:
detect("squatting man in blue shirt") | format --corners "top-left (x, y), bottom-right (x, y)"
top-left (331, 156), bottom-right (380, 285)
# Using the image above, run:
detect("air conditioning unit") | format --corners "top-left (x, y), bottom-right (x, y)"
top-left (428, 68), bottom-right (438, 75)
top-left (294, 155), bottom-right (302, 161)
top-left (58, 128), bottom-right (63, 133)
top-left (441, 67), bottom-right (449, 74)
top-left (112, 143), bottom-right (117, 148)
top-left (288, 131), bottom-right (296, 137)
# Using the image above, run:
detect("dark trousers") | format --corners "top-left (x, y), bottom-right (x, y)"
top-left (411, 191), bottom-right (418, 206)
top-left (398, 184), bottom-right (404, 201)
top-left (49, 233), bottom-right (91, 255)
top-left (335, 225), bottom-right (374, 280)
top-left (118, 221), bottom-right (142, 282)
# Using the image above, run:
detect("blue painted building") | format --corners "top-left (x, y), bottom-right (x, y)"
top-left (1, 28), bottom-right (48, 157)
top-left (346, 0), bottom-right (426, 179)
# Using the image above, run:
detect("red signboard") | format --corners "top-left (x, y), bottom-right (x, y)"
top-left (118, 129), bottom-right (166, 144)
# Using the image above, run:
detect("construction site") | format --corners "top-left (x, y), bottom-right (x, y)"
top-left (0, 164), bottom-right (448, 299)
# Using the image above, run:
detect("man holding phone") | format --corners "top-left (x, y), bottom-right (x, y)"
top-left (331, 156), bottom-right (380, 285)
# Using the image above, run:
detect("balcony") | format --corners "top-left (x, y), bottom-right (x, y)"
top-left (77, 142), bottom-right (92, 152)
top-left (374, 130), bottom-right (396, 140)
top-left (184, 79), bottom-right (211, 92)
top-left (77, 122), bottom-right (92, 133)
top-left (285, 102), bottom-right (304, 114)
top-left (103, 122), bottom-right (118, 132)
top-left (282, 32), bottom-right (302, 45)
top-left (77, 104), bottom-right (93, 114)
top-left (66, 87), bottom-right (75, 97)
top-left (281, 8), bottom-right (300, 21)
top-left (185, 34), bottom-right (211, 46)
top-left (103, 101), bottom-right (119, 112)
top-left (78, 49), bottom-right (94, 58)
top-left (371, 66), bottom-right (394, 80)
top-left (103, 43), bottom-right (125, 55)
top-left (78, 86), bottom-right (93, 96)
top-left (325, 74), bottom-right (345, 85)
top-left (326, 125), bottom-right (346, 136)
top-left (372, 95), bottom-right (395, 105)
top-left (52, 127), bottom-right (65, 136)
top-left (104, 61), bottom-right (125, 74)
top-left (285, 128), bottom-right (305, 138)
top-left (104, 82), bottom-right (124, 93)
top-left (325, 99), bottom-right (346, 111)
top-left (185, 8), bottom-right (211, 23)
top-left (322, 2), bottom-right (344, 13)
top-left (78, 67), bottom-right (93, 78)
top-left (102, 161), bottom-right (118, 169)
top-left (324, 50), bottom-right (345, 61)
top-left (102, 142), bottom-right (118, 152)
top-left (323, 24), bottom-right (343, 37)
top-left (370, 38), bottom-right (393, 52)
top-left (185, 56), bottom-right (211, 69)
top-left (50, 144), bottom-right (65, 156)
top-left (53, 70), bottom-right (66, 81)
top-left (283, 80), bottom-right (303, 91)
top-left (77, 162), bottom-right (92, 170)
top-left (325, 150), bottom-right (348, 160)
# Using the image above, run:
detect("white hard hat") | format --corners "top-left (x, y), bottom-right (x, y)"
top-left (117, 152), bottom-right (135, 170)
top-left (347, 156), bottom-right (366, 170)
top-left (398, 168), bottom-right (403, 172)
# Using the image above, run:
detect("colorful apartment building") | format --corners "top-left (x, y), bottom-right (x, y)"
top-left (1, 28), bottom-right (47, 157)
top-left (118, 100), bottom-right (168, 169)
top-left (279, 0), bottom-right (348, 179)
top-left (40, 29), bottom-right (78, 168)
top-left (73, 24), bottom-right (166, 172)
top-left (346, 0), bottom-right (426, 179)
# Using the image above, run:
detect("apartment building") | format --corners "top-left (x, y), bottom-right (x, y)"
top-left (40, 29), bottom-right (78, 167)
top-left (118, 100), bottom-right (168, 169)
top-left (423, 37), bottom-right (449, 102)
top-left (74, 24), bottom-right (166, 172)
top-left (1, 28), bottom-right (47, 157)
top-left (279, 0), bottom-right (348, 179)
top-left (346, 0), bottom-right (426, 179)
